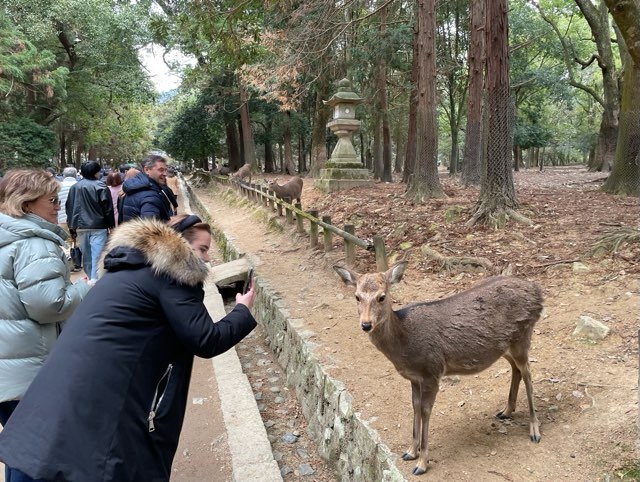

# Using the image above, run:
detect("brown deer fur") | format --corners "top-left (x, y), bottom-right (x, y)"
top-left (268, 176), bottom-right (303, 203)
top-left (334, 261), bottom-right (543, 476)
top-left (232, 164), bottom-right (251, 184)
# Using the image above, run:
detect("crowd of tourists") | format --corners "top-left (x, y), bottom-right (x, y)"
top-left (0, 155), bottom-right (257, 481)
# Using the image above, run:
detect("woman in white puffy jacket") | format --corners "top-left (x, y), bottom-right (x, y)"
top-left (0, 169), bottom-right (91, 429)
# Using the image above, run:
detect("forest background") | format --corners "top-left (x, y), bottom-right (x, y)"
top-left (0, 0), bottom-right (638, 212)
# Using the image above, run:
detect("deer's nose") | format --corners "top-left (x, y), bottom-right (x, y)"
top-left (361, 322), bottom-right (372, 332)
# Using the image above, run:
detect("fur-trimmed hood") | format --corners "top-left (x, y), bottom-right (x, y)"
top-left (98, 218), bottom-right (209, 286)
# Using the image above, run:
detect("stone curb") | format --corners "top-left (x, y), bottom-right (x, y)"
top-left (187, 182), bottom-right (406, 482)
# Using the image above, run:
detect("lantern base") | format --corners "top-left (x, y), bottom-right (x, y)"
top-left (314, 167), bottom-right (373, 192)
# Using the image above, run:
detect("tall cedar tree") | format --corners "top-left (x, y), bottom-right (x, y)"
top-left (406, 0), bottom-right (445, 201)
top-left (469, 0), bottom-right (522, 227)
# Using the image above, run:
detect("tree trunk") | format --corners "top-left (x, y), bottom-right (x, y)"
top-left (602, 0), bottom-right (640, 195)
top-left (238, 81), bottom-right (256, 171)
top-left (407, 0), bottom-right (445, 201)
top-left (224, 112), bottom-right (241, 170)
top-left (372, 113), bottom-right (382, 179)
top-left (403, 35), bottom-right (418, 184)
top-left (602, 51), bottom-right (640, 195)
top-left (462, 0), bottom-right (485, 186)
top-left (298, 133), bottom-right (306, 173)
top-left (237, 118), bottom-right (245, 167)
top-left (309, 75), bottom-right (331, 177)
top-left (378, 0), bottom-right (393, 182)
top-left (59, 129), bottom-right (66, 165)
top-left (264, 121), bottom-right (274, 173)
top-left (394, 123), bottom-right (405, 173)
top-left (470, 0), bottom-right (520, 226)
top-left (283, 111), bottom-right (296, 174)
top-left (574, 0), bottom-right (619, 172)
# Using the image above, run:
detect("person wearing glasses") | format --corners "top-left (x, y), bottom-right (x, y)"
top-left (0, 169), bottom-right (91, 445)
top-left (65, 160), bottom-right (115, 283)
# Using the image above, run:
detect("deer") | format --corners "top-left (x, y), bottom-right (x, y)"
top-left (333, 261), bottom-right (543, 476)
top-left (232, 164), bottom-right (251, 184)
top-left (268, 176), bottom-right (303, 204)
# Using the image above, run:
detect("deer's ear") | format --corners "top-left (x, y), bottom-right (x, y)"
top-left (333, 265), bottom-right (359, 286)
top-left (386, 261), bottom-right (408, 284)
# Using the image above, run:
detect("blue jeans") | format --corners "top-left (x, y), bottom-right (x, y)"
top-left (0, 401), bottom-right (47, 482)
top-left (78, 229), bottom-right (108, 281)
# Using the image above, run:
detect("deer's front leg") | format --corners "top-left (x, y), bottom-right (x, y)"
top-left (402, 380), bottom-right (421, 461)
top-left (413, 380), bottom-right (439, 476)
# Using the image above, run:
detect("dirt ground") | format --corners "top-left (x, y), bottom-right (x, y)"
top-left (193, 165), bottom-right (639, 481)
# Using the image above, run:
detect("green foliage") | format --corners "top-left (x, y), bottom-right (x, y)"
top-left (0, 117), bottom-right (57, 170)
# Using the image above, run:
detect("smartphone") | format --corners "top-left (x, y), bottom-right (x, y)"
top-left (242, 267), bottom-right (254, 294)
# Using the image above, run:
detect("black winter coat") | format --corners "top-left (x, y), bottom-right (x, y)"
top-left (121, 172), bottom-right (173, 223)
top-left (0, 219), bottom-right (257, 482)
top-left (65, 178), bottom-right (115, 230)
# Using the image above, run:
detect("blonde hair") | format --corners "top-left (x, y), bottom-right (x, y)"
top-left (0, 169), bottom-right (60, 217)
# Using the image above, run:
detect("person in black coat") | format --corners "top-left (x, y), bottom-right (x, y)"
top-left (120, 155), bottom-right (174, 223)
top-left (0, 215), bottom-right (257, 482)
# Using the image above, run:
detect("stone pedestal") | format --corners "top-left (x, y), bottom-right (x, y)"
top-left (314, 84), bottom-right (372, 192)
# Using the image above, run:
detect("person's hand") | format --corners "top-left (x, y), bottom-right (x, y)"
top-left (235, 280), bottom-right (255, 310)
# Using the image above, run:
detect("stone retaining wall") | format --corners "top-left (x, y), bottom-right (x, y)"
top-left (186, 183), bottom-right (405, 482)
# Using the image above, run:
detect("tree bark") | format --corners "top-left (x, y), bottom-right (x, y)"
top-left (574, 0), bottom-right (620, 172)
top-left (309, 75), bottom-right (331, 177)
top-left (378, 0), bottom-right (393, 182)
top-left (462, 0), bottom-right (484, 186)
top-left (403, 33), bottom-right (419, 184)
top-left (407, 0), bottom-right (445, 201)
top-left (470, 0), bottom-right (521, 227)
top-left (238, 81), bottom-right (256, 171)
top-left (282, 111), bottom-right (296, 174)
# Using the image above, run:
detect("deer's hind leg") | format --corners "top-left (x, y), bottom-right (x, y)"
top-left (496, 353), bottom-right (521, 419)
top-left (501, 347), bottom-right (541, 443)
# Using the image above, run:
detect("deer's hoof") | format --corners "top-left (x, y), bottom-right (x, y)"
top-left (402, 452), bottom-right (418, 461)
top-left (412, 465), bottom-right (427, 476)
top-left (495, 410), bottom-right (511, 420)
top-left (530, 433), bottom-right (541, 443)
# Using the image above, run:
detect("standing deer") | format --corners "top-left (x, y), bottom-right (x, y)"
top-left (232, 164), bottom-right (251, 184)
top-left (268, 176), bottom-right (303, 204)
top-left (333, 261), bottom-right (543, 476)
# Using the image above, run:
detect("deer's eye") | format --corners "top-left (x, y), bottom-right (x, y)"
top-left (355, 294), bottom-right (361, 302)
top-left (377, 294), bottom-right (386, 303)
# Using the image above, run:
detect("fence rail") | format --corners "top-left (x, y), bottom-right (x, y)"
top-left (201, 175), bottom-right (388, 271)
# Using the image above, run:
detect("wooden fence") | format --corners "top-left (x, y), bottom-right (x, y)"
top-left (209, 176), bottom-right (388, 271)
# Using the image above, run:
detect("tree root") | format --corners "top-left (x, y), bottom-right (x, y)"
top-left (591, 226), bottom-right (639, 256)
top-left (467, 206), bottom-right (532, 228)
top-left (420, 245), bottom-right (494, 273)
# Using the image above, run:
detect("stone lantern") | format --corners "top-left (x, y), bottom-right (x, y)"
top-left (314, 79), bottom-right (372, 192)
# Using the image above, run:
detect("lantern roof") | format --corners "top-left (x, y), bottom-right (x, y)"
top-left (323, 78), bottom-right (363, 106)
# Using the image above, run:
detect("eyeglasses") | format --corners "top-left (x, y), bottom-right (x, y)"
top-left (47, 197), bottom-right (61, 206)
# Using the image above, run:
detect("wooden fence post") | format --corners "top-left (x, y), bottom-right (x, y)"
top-left (322, 216), bottom-right (332, 251)
top-left (285, 197), bottom-right (293, 224)
top-left (344, 224), bottom-right (355, 266)
top-left (309, 210), bottom-right (319, 248)
top-left (373, 235), bottom-right (388, 272)
top-left (295, 203), bottom-right (304, 233)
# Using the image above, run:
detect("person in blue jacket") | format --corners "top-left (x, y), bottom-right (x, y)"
top-left (120, 154), bottom-right (174, 222)
top-left (0, 214), bottom-right (257, 482)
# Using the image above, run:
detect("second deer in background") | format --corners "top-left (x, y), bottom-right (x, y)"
top-left (268, 176), bottom-right (303, 204)
top-left (232, 164), bottom-right (251, 184)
